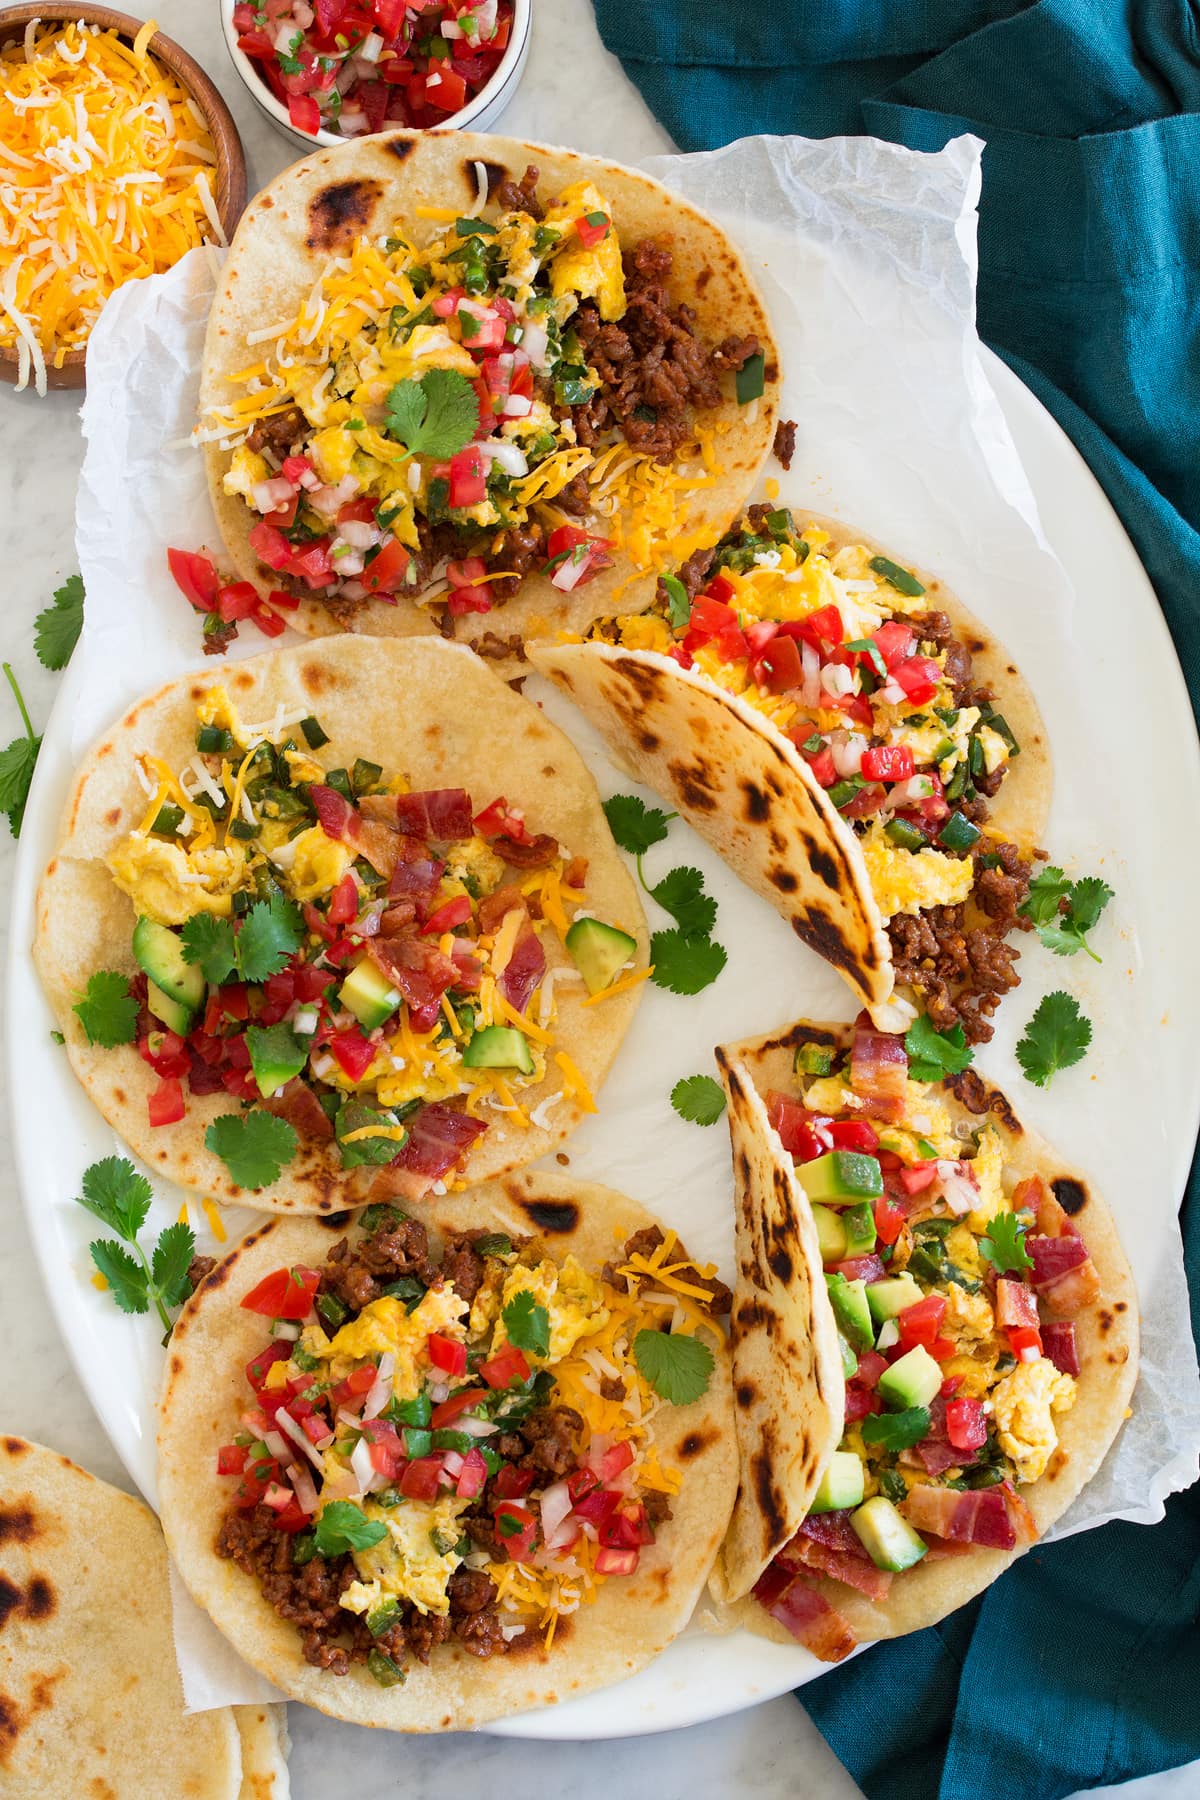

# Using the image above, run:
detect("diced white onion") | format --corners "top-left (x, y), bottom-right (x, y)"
top-left (274, 22), bottom-right (300, 53)
top-left (359, 30), bottom-right (384, 60)
top-left (440, 19), bottom-right (464, 37)
top-left (290, 1459), bottom-right (320, 1514)
top-left (457, 1414), bottom-right (498, 1438)
top-left (338, 519), bottom-right (381, 550)
top-left (501, 393), bottom-right (532, 417)
top-left (252, 476), bottom-right (297, 514)
top-left (539, 1480), bottom-right (573, 1546)
top-left (551, 555), bottom-right (589, 594)
top-left (875, 1318), bottom-right (900, 1350)
top-left (830, 734), bottom-right (866, 777)
top-left (362, 1353), bottom-right (397, 1421)
top-left (441, 1450), bottom-right (465, 1479)
top-left (275, 1408), bottom-right (326, 1471)
top-left (936, 1161), bottom-right (977, 1216)
top-left (262, 1430), bottom-right (289, 1460)
top-left (350, 1436), bottom-right (375, 1496)
top-left (309, 476), bottom-right (360, 517)
top-left (271, 1319), bottom-right (302, 1341)
top-left (801, 640), bottom-right (821, 708)
top-left (429, 1382), bottom-right (450, 1404)
top-left (332, 550), bottom-right (365, 576)
top-left (292, 1006), bottom-right (320, 1035)
top-left (824, 663), bottom-right (855, 698)
top-left (519, 320), bottom-right (549, 369)
top-left (891, 775), bottom-right (935, 804)
top-left (482, 440), bottom-right (528, 477)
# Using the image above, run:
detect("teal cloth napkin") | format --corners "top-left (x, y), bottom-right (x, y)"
top-left (591, 1), bottom-right (1200, 1793)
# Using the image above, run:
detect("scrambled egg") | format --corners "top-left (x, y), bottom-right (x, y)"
top-left (945, 1224), bottom-right (987, 1284)
top-left (943, 1283), bottom-right (995, 1351)
top-left (543, 182), bottom-right (626, 321)
top-left (891, 707), bottom-right (980, 779)
top-left (802, 1077), bottom-right (861, 1116)
top-left (196, 685), bottom-right (249, 747)
top-left (278, 824), bottom-right (353, 904)
top-left (308, 425), bottom-right (362, 486)
top-left (222, 447), bottom-right (270, 503)
top-left (939, 1349), bottom-right (998, 1400)
top-left (991, 1357), bottom-right (1077, 1482)
top-left (966, 1126), bottom-right (1008, 1230)
top-left (469, 1261), bottom-right (506, 1338)
top-left (105, 838), bottom-right (249, 925)
top-left (858, 824), bottom-right (975, 921)
top-left (374, 1061), bottom-right (465, 1111)
top-left (444, 835), bottom-right (506, 895)
top-left (615, 613), bottom-right (674, 655)
top-left (283, 748), bottom-right (326, 786)
top-left (322, 1288), bottom-right (468, 1402)
top-left (492, 1255), bottom-right (608, 1363)
top-left (374, 323), bottom-right (478, 385)
top-left (340, 1494), bottom-right (470, 1618)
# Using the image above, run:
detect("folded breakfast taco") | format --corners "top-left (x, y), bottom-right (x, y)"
top-left (34, 637), bottom-right (647, 1212)
top-left (199, 131), bottom-right (779, 671)
top-left (708, 1018), bottom-right (1137, 1660)
top-left (158, 1172), bottom-right (737, 1728)
top-left (531, 510), bottom-right (1050, 1039)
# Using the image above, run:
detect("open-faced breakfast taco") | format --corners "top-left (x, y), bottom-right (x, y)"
top-left (708, 1018), bottom-right (1137, 1661)
top-left (34, 637), bottom-right (647, 1212)
top-left (531, 510), bottom-right (1049, 1039)
top-left (198, 131), bottom-right (779, 673)
top-left (158, 1172), bottom-right (737, 1728)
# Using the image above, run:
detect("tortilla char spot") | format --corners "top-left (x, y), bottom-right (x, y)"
top-left (742, 780), bottom-right (770, 823)
top-left (24, 1578), bottom-right (53, 1620)
top-left (188, 685), bottom-right (205, 701)
top-left (0, 1691), bottom-right (19, 1759)
top-left (677, 1429), bottom-right (713, 1460)
top-left (790, 907), bottom-right (860, 975)
top-left (1046, 1449), bottom-right (1068, 1480)
top-left (668, 759), bottom-right (718, 812)
top-left (750, 1444), bottom-right (785, 1546)
top-left (97, 741), bottom-right (112, 756)
top-left (769, 866), bottom-right (799, 893)
top-left (769, 828), bottom-right (787, 854)
top-left (103, 806), bottom-right (121, 826)
top-left (990, 1091), bottom-right (1022, 1135)
top-left (1098, 1310), bottom-right (1114, 1336)
top-left (806, 842), bottom-right (842, 893)
top-left (555, 1151), bottom-right (569, 1166)
top-left (0, 1508), bottom-right (35, 1546)
top-left (301, 661), bottom-right (330, 696)
top-left (1051, 1177), bottom-right (1087, 1215)
top-left (768, 1245), bottom-right (794, 1285)
top-left (319, 1209), bottom-right (353, 1231)
top-left (90, 1781), bottom-right (116, 1800)
top-left (259, 194), bottom-right (273, 210)
top-left (737, 1149), bottom-right (751, 1187)
top-left (200, 1253), bottom-right (236, 1291)
top-left (112, 1086), bottom-right (126, 1105)
top-left (736, 1380), bottom-right (757, 1408)
top-left (233, 670), bottom-right (254, 692)
top-left (305, 178), bottom-right (383, 253)
top-left (764, 359), bottom-right (780, 384)
top-left (1114, 1300), bottom-right (1128, 1313)
top-left (519, 1199), bottom-right (579, 1234)
top-left (0, 1579), bottom-right (20, 1630)
top-left (385, 136), bottom-right (416, 162)
top-left (477, 158), bottom-right (508, 195)
top-left (1, 1440), bottom-right (28, 1457)
top-left (638, 731), bottom-right (660, 753)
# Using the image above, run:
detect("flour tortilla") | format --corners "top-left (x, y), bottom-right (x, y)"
top-left (530, 517), bottom-right (1050, 1023)
top-left (234, 1705), bottom-right (290, 1799)
top-left (157, 1170), bottom-right (738, 1729)
top-left (0, 1435), bottom-right (245, 1799)
top-left (33, 636), bottom-right (647, 1214)
top-left (713, 1020), bottom-right (1138, 1642)
top-left (201, 130), bottom-right (779, 669)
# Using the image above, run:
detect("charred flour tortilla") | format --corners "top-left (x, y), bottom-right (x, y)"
top-left (200, 131), bottom-right (779, 671)
top-left (0, 1435), bottom-right (263, 1800)
top-left (531, 515), bottom-right (1049, 1035)
top-left (157, 1172), bottom-right (737, 1729)
top-left (34, 637), bottom-right (647, 1214)
top-left (712, 1020), bottom-right (1137, 1656)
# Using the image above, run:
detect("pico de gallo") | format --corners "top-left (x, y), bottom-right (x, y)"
top-left (85, 680), bottom-right (641, 1196)
top-left (233, 0), bottom-right (516, 140)
top-left (598, 507), bottom-right (1038, 1043)
top-left (751, 1018), bottom-right (1100, 1662)
top-left (215, 1206), bottom-right (729, 1680)
top-left (201, 167), bottom-right (759, 638)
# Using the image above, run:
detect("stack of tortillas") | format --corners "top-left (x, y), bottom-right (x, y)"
top-left (0, 1435), bottom-right (288, 1798)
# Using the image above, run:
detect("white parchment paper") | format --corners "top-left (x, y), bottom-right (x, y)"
top-left (65, 133), bottom-right (1200, 1713)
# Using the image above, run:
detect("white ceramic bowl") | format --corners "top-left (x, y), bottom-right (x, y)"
top-left (221, 0), bottom-right (531, 155)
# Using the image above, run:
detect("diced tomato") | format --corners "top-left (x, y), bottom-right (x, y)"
top-left (689, 595), bottom-right (739, 639)
top-left (283, 454), bottom-right (315, 487)
top-left (855, 1350), bottom-right (889, 1390)
top-left (235, 1458), bottom-right (282, 1509)
top-left (269, 1497), bottom-right (311, 1534)
top-left (247, 520), bottom-right (292, 571)
top-left (873, 621), bottom-right (915, 669)
top-left (844, 1382), bottom-right (884, 1421)
top-left (448, 445), bottom-right (486, 508)
top-left (217, 1444), bottom-right (248, 1475)
top-left (303, 902), bottom-right (337, 944)
top-left (427, 1333), bottom-right (467, 1377)
top-left (288, 540), bottom-right (335, 590)
top-left (566, 1467), bottom-right (600, 1504)
top-left (241, 1266), bottom-right (320, 1320)
top-left (575, 211), bottom-right (610, 249)
top-left (362, 537), bottom-right (411, 595)
top-left (167, 547), bottom-right (220, 612)
top-left (945, 1397), bottom-right (988, 1453)
top-left (861, 745), bottom-right (915, 782)
top-left (294, 963), bottom-right (336, 1002)
top-left (493, 1499), bottom-right (537, 1562)
top-left (421, 896), bottom-right (472, 936)
top-left (1007, 1323), bottom-right (1043, 1360)
top-left (329, 1365), bottom-right (376, 1409)
top-left (599, 1501), bottom-right (653, 1549)
top-left (287, 91), bottom-right (321, 133)
top-left (766, 1095), bottom-right (826, 1161)
top-left (265, 489), bottom-right (299, 529)
top-left (939, 1375), bottom-right (964, 1399)
top-left (833, 1254), bottom-right (886, 1284)
top-left (595, 1546), bottom-right (640, 1576)
top-left (399, 1456), bottom-right (444, 1501)
top-left (426, 67), bottom-right (466, 111)
top-left (891, 656), bottom-right (942, 705)
top-left (147, 1076), bottom-right (185, 1127)
top-left (327, 874), bottom-right (358, 927)
top-left (473, 797), bottom-right (527, 841)
top-left (138, 1029), bottom-right (189, 1079)
top-left (799, 742), bottom-right (838, 788)
top-left (598, 1440), bottom-right (634, 1483)
top-left (245, 1341), bottom-right (291, 1391)
top-left (900, 1162), bottom-right (939, 1195)
top-left (897, 1294), bottom-right (947, 1353)
top-left (478, 1344), bottom-right (531, 1390)
top-left (300, 1411), bottom-right (331, 1446)
top-left (430, 1388), bottom-right (489, 1428)
top-left (446, 583), bottom-right (492, 617)
top-left (216, 581), bottom-right (258, 622)
top-left (703, 574), bottom-right (736, 605)
top-left (494, 1465), bottom-right (536, 1500)
top-left (745, 620), bottom-right (779, 656)
top-left (329, 1027), bottom-right (375, 1081)
top-left (571, 1485), bottom-right (620, 1525)
top-left (545, 524), bottom-right (612, 591)
top-left (261, 970), bottom-right (297, 1020)
top-left (362, 1421), bottom-right (405, 1478)
top-left (792, 603), bottom-right (844, 647)
top-left (833, 689), bottom-right (875, 728)
top-left (752, 634), bottom-right (803, 694)
top-left (456, 1447), bottom-right (489, 1499)
top-left (250, 602), bottom-right (287, 640)
top-left (874, 1195), bottom-right (906, 1246)
top-left (828, 1119), bottom-right (879, 1154)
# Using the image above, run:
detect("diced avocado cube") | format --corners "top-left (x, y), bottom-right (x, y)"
top-left (564, 917), bottom-right (637, 995)
top-left (850, 1496), bottom-right (928, 1572)
top-left (811, 1204), bottom-right (848, 1265)
top-left (247, 1023), bottom-right (308, 1100)
top-left (809, 1450), bottom-right (866, 1516)
top-left (794, 1043), bottom-right (834, 1077)
top-left (825, 1273), bottom-right (874, 1353)
top-left (132, 916), bottom-right (204, 1012)
top-left (462, 1025), bottom-right (534, 1074)
top-left (876, 1345), bottom-right (943, 1412)
top-left (339, 959), bottom-right (401, 1032)
top-left (146, 980), bottom-right (193, 1038)
top-left (799, 1150), bottom-right (883, 1202)
top-left (838, 1333), bottom-right (859, 1380)
top-left (842, 1201), bottom-right (877, 1257)
top-left (866, 1275), bottom-right (923, 1323)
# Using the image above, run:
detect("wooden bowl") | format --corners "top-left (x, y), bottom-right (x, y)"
top-left (0, 3), bottom-right (247, 391)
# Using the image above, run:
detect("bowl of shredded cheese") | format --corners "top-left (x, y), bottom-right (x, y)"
top-left (0, 6), bottom-right (248, 394)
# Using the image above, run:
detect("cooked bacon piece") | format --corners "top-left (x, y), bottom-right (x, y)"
top-left (1035, 1261), bottom-right (1101, 1315)
top-left (493, 832), bottom-right (559, 869)
top-left (395, 789), bottom-right (474, 840)
top-left (1024, 1187), bottom-right (1101, 1313)
top-left (912, 1396), bottom-right (978, 1476)
top-left (848, 1014), bottom-right (908, 1123)
top-left (309, 783), bottom-right (403, 877)
top-left (369, 1104), bottom-right (487, 1199)
top-left (379, 901), bottom-right (417, 936)
top-left (366, 932), bottom-right (459, 1012)
top-left (498, 919), bottom-right (545, 1014)
top-left (1000, 1480), bottom-right (1039, 1544)
top-left (901, 1482), bottom-right (1035, 1550)
top-left (187, 1050), bottom-right (226, 1096)
top-left (477, 884), bottom-right (528, 936)
top-left (386, 855), bottom-right (444, 920)
top-left (782, 1514), bottom-right (892, 1602)
top-left (563, 855), bottom-right (588, 888)
top-left (264, 1076), bottom-right (335, 1143)
top-left (450, 943), bottom-right (483, 992)
top-left (309, 783), bottom-right (357, 839)
top-left (1041, 1320), bottom-right (1080, 1376)
top-left (752, 1564), bottom-right (857, 1663)
top-left (995, 1276), bottom-right (1040, 1330)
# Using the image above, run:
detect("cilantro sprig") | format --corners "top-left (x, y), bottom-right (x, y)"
top-left (384, 368), bottom-right (479, 460)
top-left (633, 1329), bottom-right (714, 1405)
top-left (205, 1111), bottom-right (298, 1190)
top-left (35, 574), bottom-right (84, 670)
top-left (313, 1501), bottom-right (388, 1557)
top-left (603, 794), bottom-right (727, 996)
top-left (980, 1210), bottom-right (1034, 1275)
top-left (180, 894), bottom-right (304, 986)
top-left (75, 1156), bottom-right (195, 1335)
top-left (73, 970), bottom-right (139, 1048)
top-left (904, 1013), bottom-right (973, 1083)
top-left (1016, 991), bottom-right (1092, 1088)
top-left (670, 1074), bottom-right (727, 1126)
top-left (1019, 867), bottom-right (1115, 961)
top-left (502, 1290), bottom-right (550, 1358)
top-left (0, 663), bottom-right (41, 837)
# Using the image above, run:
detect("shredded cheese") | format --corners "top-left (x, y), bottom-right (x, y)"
top-left (581, 966), bottom-right (653, 1007)
top-left (202, 1198), bottom-right (227, 1243)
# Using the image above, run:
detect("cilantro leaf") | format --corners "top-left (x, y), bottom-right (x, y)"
top-left (979, 1210), bottom-right (1033, 1275)
top-left (603, 793), bottom-right (675, 856)
top-left (73, 971), bottom-right (139, 1048)
top-left (860, 1406), bottom-right (931, 1451)
top-left (89, 1239), bottom-right (149, 1314)
top-left (649, 865), bottom-right (717, 937)
top-left (633, 1329), bottom-right (715, 1405)
top-left (501, 1290), bottom-right (550, 1358)
top-left (650, 928), bottom-right (727, 995)
top-left (1066, 876), bottom-right (1115, 936)
top-left (152, 1220), bottom-right (197, 1308)
top-left (671, 1074), bottom-right (727, 1126)
top-left (235, 894), bottom-right (304, 983)
top-left (904, 1013), bottom-right (973, 1083)
top-left (77, 1157), bottom-right (152, 1239)
top-left (383, 368), bottom-right (479, 459)
top-left (205, 1110), bottom-right (298, 1190)
top-left (1016, 991), bottom-right (1092, 1088)
top-left (1020, 869), bottom-right (1115, 962)
top-left (313, 1501), bottom-right (389, 1557)
top-left (0, 663), bottom-right (41, 837)
top-left (1018, 866), bottom-right (1071, 929)
top-left (180, 913), bottom-right (237, 984)
top-left (35, 574), bottom-right (84, 670)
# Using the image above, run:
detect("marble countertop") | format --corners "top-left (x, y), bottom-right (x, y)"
top-left (0, 2), bottom-right (1195, 1795)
